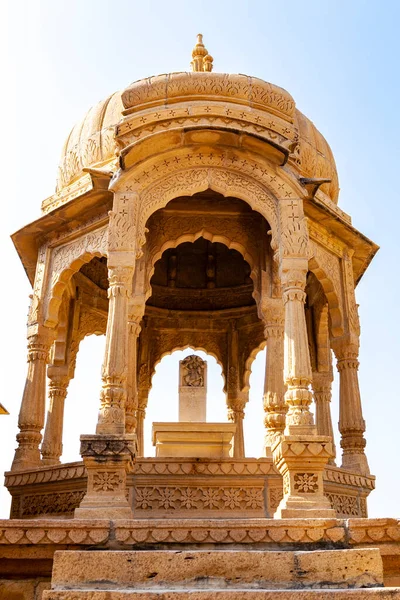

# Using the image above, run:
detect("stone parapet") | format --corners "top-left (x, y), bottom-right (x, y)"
top-left (4, 458), bottom-right (375, 520)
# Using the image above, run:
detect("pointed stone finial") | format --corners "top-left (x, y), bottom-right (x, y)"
top-left (191, 34), bottom-right (213, 72)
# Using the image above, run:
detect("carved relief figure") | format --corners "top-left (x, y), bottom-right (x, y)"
top-left (181, 355), bottom-right (205, 387)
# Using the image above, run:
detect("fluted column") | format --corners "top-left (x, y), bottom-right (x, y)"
top-left (263, 323), bottom-right (287, 455)
top-left (312, 371), bottom-right (336, 465)
top-left (11, 328), bottom-right (53, 471)
top-left (96, 266), bottom-right (134, 435)
top-left (332, 340), bottom-right (369, 475)
top-left (282, 259), bottom-right (315, 434)
top-left (41, 371), bottom-right (69, 465)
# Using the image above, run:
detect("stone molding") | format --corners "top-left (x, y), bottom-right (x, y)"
top-left (0, 519), bottom-right (110, 545)
top-left (121, 73), bottom-right (296, 120)
top-left (0, 517), bottom-right (399, 547)
top-left (80, 436), bottom-right (136, 459)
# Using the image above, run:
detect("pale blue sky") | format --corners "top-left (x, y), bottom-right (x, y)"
top-left (1, 0), bottom-right (399, 518)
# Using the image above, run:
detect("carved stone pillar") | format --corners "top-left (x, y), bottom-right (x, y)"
top-left (126, 318), bottom-right (142, 435)
top-left (281, 260), bottom-right (315, 434)
top-left (136, 390), bottom-right (148, 457)
top-left (41, 370), bottom-right (69, 465)
top-left (11, 328), bottom-right (53, 471)
top-left (76, 263), bottom-right (137, 518)
top-left (272, 258), bottom-right (334, 518)
top-left (96, 266), bottom-right (134, 436)
top-left (312, 371), bottom-right (336, 465)
top-left (227, 400), bottom-right (245, 459)
top-left (227, 321), bottom-right (245, 458)
top-left (332, 340), bottom-right (369, 475)
top-left (263, 321), bottom-right (286, 456)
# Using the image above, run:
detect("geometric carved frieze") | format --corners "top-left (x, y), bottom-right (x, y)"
top-left (134, 485), bottom-right (265, 513)
top-left (20, 490), bottom-right (86, 517)
top-left (325, 492), bottom-right (364, 518)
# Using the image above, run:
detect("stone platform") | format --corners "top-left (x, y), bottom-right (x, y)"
top-left (0, 517), bottom-right (400, 592)
top-left (41, 592), bottom-right (400, 599)
top-left (42, 547), bottom-right (400, 599)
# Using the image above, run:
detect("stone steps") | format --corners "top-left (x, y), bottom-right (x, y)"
top-left (43, 590), bottom-right (400, 599)
top-left (42, 549), bottom-right (400, 599)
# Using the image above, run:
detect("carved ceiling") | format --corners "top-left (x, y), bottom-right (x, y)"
top-left (147, 237), bottom-right (255, 312)
top-left (79, 257), bottom-right (109, 290)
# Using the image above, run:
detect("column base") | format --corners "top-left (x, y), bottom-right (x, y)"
top-left (75, 434), bottom-right (137, 520)
top-left (274, 494), bottom-right (335, 519)
top-left (341, 452), bottom-right (370, 476)
top-left (272, 433), bottom-right (335, 520)
top-left (11, 433), bottom-right (42, 471)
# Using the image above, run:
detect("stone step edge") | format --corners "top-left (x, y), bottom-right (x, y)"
top-left (51, 548), bottom-right (383, 589)
top-left (42, 588), bottom-right (400, 599)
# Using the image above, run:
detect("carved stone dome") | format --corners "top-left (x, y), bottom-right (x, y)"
top-left (56, 72), bottom-right (339, 203)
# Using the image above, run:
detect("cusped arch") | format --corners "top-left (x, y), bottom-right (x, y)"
top-left (45, 225), bottom-right (109, 328)
top-left (149, 345), bottom-right (226, 390)
top-left (136, 167), bottom-right (278, 256)
top-left (45, 250), bottom-right (107, 328)
top-left (145, 228), bottom-right (258, 300)
top-left (242, 340), bottom-right (267, 393)
top-left (308, 255), bottom-right (344, 338)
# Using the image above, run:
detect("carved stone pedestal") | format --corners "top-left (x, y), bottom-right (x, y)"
top-left (272, 434), bottom-right (335, 519)
top-left (75, 434), bottom-right (136, 519)
top-left (152, 422), bottom-right (236, 458)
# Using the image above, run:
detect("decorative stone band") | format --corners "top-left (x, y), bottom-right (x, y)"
top-left (80, 435), bottom-right (137, 459)
top-left (27, 342), bottom-right (50, 362)
top-left (5, 458), bottom-right (377, 488)
top-left (0, 518), bottom-right (398, 547)
top-left (227, 408), bottom-right (245, 420)
top-left (263, 324), bottom-right (284, 339)
top-left (274, 438), bottom-right (334, 462)
top-left (337, 357), bottom-right (360, 372)
top-left (283, 289), bottom-right (307, 304)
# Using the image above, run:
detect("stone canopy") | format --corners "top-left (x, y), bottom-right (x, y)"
top-left (5, 34), bottom-right (400, 600)
top-left (8, 34), bottom-right (378, 525)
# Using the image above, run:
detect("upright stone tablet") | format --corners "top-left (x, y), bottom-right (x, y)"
top-left (179, 355), bottom-right (207, 422)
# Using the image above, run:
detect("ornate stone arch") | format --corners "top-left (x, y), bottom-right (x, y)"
top-left (44, 226), bottom-right (108, 328)
top-left (149, 344), bottom-right (226, 392)
top-left (241, 340), bottom-right (267, 393)
top-left (145, 228), bottom-right (258, 300)
top-left (67, 306), bottom-right (107, 380)
top-left (136, 167), bottom-right (279, 257)
top-left (308, 240), bottom-right (344, 338)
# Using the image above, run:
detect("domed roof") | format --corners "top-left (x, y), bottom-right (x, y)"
top-left (56, 73), bottom-right (339, 203)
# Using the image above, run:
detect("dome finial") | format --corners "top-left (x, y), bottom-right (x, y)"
top-left (191, 33), bottom-right (213, 72)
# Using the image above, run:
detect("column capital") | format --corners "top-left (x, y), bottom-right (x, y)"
top-left (331, 338), bottom-right (360, 372)
top-left (107, 265), bottom-right (134, 298)
top-left (280, 257), bottom-right (308, 289)
top-left (312, 371), bottom-right (333, 393)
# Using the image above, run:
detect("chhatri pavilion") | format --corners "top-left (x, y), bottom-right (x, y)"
top-left (2, 35), bottom-right (399, 599)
